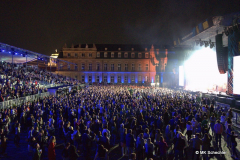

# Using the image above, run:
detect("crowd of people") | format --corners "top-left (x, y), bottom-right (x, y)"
top-left (0, 84), bottom-right (238, 160)
top-left (0, 62), bottom-right (80, 101)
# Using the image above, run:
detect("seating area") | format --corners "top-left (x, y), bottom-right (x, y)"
top-left (0, 62), bottom-right (80, 101)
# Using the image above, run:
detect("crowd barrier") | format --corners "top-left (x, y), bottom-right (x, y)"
top-left (0, 92), bottom-right (49, 110)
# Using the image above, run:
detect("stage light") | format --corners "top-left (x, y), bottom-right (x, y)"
top-left (184, 47), bottom-right (227, 92)
top-left (2, 50), bottom-right (5, 52)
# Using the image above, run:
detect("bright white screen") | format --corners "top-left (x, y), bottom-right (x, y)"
top-left (233, 56), bottom-right (240, 94)
top-left (184, 47), bottom-right (227, 92)
top-left (179, 66), bottom-right (184, 86)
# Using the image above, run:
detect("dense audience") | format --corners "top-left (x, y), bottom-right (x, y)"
top-left (0, 84), bottom-right (238, 160)
top-left (0, 62), bottom-right (80, 101)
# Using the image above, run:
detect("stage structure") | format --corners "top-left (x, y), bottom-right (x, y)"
top-left (174, 12), bottom-right (240, 95)
top-left (0, 42), bottom-right (77, 70)
top-left (174, 12), bottom-right (240, 128)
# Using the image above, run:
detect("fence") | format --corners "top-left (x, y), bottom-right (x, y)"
top-left (0, 92), bottom-right (49, 110)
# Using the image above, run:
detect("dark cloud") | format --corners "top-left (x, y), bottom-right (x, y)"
top-left (0, 0), bottom-right (239, 55)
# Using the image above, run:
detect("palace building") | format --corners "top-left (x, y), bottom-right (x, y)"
top-left (56, 44), bottom-right (171, 85)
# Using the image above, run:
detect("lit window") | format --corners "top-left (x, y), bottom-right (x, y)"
top-left (131, 75), bottom-right (135, 82)
top-left (118, 52), bottom-right (121, 58)
top-left (145, 52), bottom-right (149, 58)
top-left (131, 52), bottom-right (135, 58)
top-left (111, 52), bottom-right (114, 58)
top-left (118, 64), bottom-right (121, 71)
top-left (138, 75), bottom-right (141, 81)
top-left (124, 52), bottom-right (128, 58)
top-left (124, 75), bottom-right (128, 82)
top-left (138, 53), bottom-right (142, 58)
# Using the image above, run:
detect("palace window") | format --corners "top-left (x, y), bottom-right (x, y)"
top-left (81, 63), bottom-right (85, 71)
top-left (125, 64), bottom-right (128, 71)
top-left (124, 75), bottom-right (128, 82)
top-left (104, 75), bottom-right (107, 82)
top-left (118, 76), bottom-right (121, 83)
top-left (89, 76), bottom-right (92, 83)
top-left (96, 64), bottom-right (100, 71)
top-left (118, 64), bottom-right (121, 71)
top-left (104, 52), bottom-right (107, 58)
top-left (118, 52), bottom-right (121, 58)
top-left (146, 64), bottom-right (149, 71)
top-left (131, 75), bottom-right (135, 82)
top-left (131, 52), bottom-right (135, 58)
top-left (124, 52), bottom-right (128, 58)
top-left (138, 53), bottom-right (142, 58)
top-left (89, 53), bottom-right (92, 57)
top-left (145, 52), bottom-right (149, 58)
top-left (96, 76), bottom-right (100, 82)
top-left (111, 64), bottom-right (114, 71)
top-left (89, 63), bottom-right (92, 71)
top-left (132, 64), bottom-right (135, 71)
top-left (111, 76), bottom-right (114, 83)
top-left (81, 75), bottom-right (85, 82)
top-left (138, 64), bottom-right (141, 71)
top-left (82, 53), bottom-right (85, 57)
top-left (104, 64), bottom-right (107, 71)
top-left (75, 64), bottom-right (78, 71)
top-left (111, 52), bottom-right (114, 58)
top-left (97, 52), bottom-right (100, 57)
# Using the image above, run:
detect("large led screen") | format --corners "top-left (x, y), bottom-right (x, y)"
top-left (233, 56), bottom-right (240, 94)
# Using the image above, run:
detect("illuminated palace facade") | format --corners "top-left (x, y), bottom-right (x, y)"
top-left (56, 44), bottom-right (170, 85)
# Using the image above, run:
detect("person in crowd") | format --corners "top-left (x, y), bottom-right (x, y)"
top-left (33, 143), bottom-right (42, 160)
top-left (202, 133), bottom-right (212, 160)
top-left (48, 136), bottom-right (56, 160)
top-left (136, 133), bottom-right (145, 160)
top-left (94, 144), bottom-right (108, 160)
top-left (191, 133), bottom-right (202, 160)
top-left (68, 144), bottom-right (79, 160)
top-left (61, 142), bottom-right (70, 160)
top-left (229, 131), bottom-right (239, 159)
top-left (126, 129), bottom-right (135, 157)
top-left (158, 136), bottom-right (168, 160)
top-left (214, 120), bottom-right (223, 148)
top-left (173, 132), bottom-right (185, 160)
top-left (145, 138), bottom-right (154, 159)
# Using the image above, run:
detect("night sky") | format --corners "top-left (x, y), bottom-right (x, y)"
top-left (0, 0), bottom-right (239, 55)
